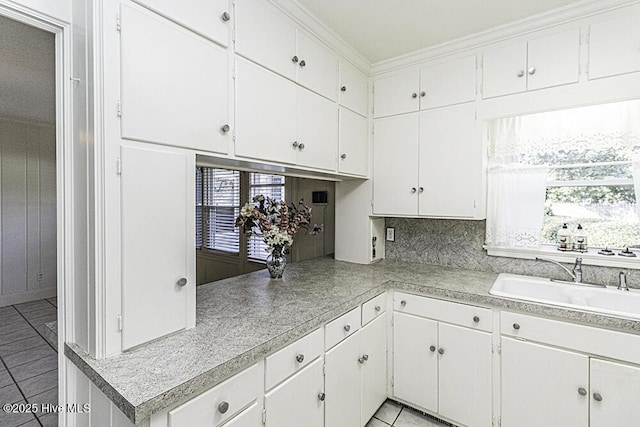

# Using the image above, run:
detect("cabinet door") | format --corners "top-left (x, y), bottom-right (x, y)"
top-left (265, 358), bottom-right (324, 427)
top-left (120, 5), bottom-right (229, 154)
top-left (482, 41), bottom-right (527, 98)
top-left (120, 145), bottom-right (192, 350)
top-left (373, 71), bottom-right (420, 118)
top-left (418, 103), bottom-right (477, 218)
top-left (131, 0), bottom-right (230, 46)
top-left (296, 88), bottom-right (338, 171)
top-left (527, 29), bottom-right (580, 91)
top-left (501, 337), bottom-right (589, 427)
top-left (338, 108), bottom-right (368, 176)
top-left (221, 402), bottom-right (261, 427)
top-left (589, 12), bottom-right (640, 80)
top-left (393, 312), bottom-right (438, 413)
top-left (438, 323), bottom-right (492, 427)
top-left (325, 333), bottom-right (361, 427)
top-left (372, 114), bottom-right (419, 215)
top-left (361, 313), bottom-right (388, 424)
top-left (590, 358), bottom-right (640, 426)
top-left (419, 55), bottom-right (476, 109)
top-left (235, 0), bottom-right (296, 80)
top-left (235, 58), bottom-right (297, 165)
top-left (339, 60), bottom-right (368, 116)
top-left (296, 30), bottom-right (338, 101)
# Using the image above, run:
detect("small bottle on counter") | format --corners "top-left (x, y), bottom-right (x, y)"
top-left (557, 223), bottom-right (572, 251)
top-left (573, 224), bottom-right (588, 252)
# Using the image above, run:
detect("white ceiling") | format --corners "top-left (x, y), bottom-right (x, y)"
top-left (0, 15), bottom-right (55, 123)
top-left (295, 0), bottom-right (581, 63)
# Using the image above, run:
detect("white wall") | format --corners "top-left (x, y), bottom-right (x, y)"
top-left (6, 0), bottom-right (71, 22)
top-left (0, 116), bottom-right (57, 306)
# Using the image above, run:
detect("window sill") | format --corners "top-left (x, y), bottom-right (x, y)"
top-left (484, 244), bottom-right (640, 270)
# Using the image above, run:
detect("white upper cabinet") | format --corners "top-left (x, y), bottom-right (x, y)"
top-left (235, 0), bottom-right (338, 101)
top-left (339, 60), bottom-right (368, 116)
top-left (119, 5), bottom-right (229, 154)
top-left (296, 88), bottom-right (338, 171)
top-left (338, 108), bottom-right (368, 177)
top-left (588, 12), bottom-right (640, 80)
top-left (482, 28), bottom-right (580, 98)
top-left (131, 0), bottom-right (231, 46)
top-left (373, 71), bottom-right (420, 118)
top-left (419, 56), bottom-right (476, 109)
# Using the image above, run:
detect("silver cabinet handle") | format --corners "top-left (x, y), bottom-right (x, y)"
top-left (299, 60), bottom-right (306, 67)
top-left (429, 345), bottom-right (436, 352)
top-left (410, 187), bottom-right (417, 194)
top-left (218, 401), bottom-right (229, 414)
top-left (341, 154), bottom-right (347, 159)
top-left (177, 278), bottom-right (187, 287)
top-left (411, 93), bottom-right (417, 99)
top-left (220, 124), bottom-right (230, 133)
top-left (374, 305), bottom-right (381, 312)
top-left (419, 187), bottom-right (424, 193)
top-left (400, 300), bottom-right (407, 307)
top-left (593, 392), bottom-right (603, 402)
top-left (438, 348), bottom-right (445, 355)
top-left (528, 67), bottom-right (536, 75)
top-left (517, 70), bottom-right (525, 77)
top-left (221, 11), bottom-right (231, 22)
top-left (318, 392), bottom-right (325, 401)
top-left (292, 55), bottom-right (299, 63)
top-left (420, 91), bottom-right (426, 97)
top-left (298, 143), bottom-right (305, 150)
top-left (578, 387), bottom-right (587, 396)
top-left (358, 356), bottom-right (365, 364)
top-left (362, 354), bottom-right (369, 361)
top-left (513, 323), bottom-right (520, 330)
top-left (343, 324), bottom-right (351, 332)
top-left (473, 316), bottom-right (480, 323)
top-left (295, 354), bottom-right (304, 363)
top-left (340, 86), bottom-right (347, 92)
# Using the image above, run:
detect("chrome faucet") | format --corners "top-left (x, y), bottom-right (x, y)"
top-left (536, 257), bottom-right (583, 283)
top-left (618, 272), bottom-right (629, 291)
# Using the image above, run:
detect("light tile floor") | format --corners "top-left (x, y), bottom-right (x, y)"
top-left (368, 399), bottom-right (455, 427)
top-left (0, 298), bottom-right (58, 427)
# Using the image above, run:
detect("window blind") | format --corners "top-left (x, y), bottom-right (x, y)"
top-left (248, 173), bottom-right (286, 260)
top-left (197, 167), bottom-right (240, 253)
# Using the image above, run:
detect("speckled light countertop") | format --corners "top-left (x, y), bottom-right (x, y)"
top-left (64, 258), bottom-right (640, 424)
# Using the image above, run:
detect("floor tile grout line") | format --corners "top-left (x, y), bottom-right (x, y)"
top-left (2, 345), bottom-right (57, 370)
top-left (14, 303), bottom-right (58, 353)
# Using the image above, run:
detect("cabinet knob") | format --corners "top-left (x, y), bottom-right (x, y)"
top-left (362, 354), bottom-right (369, 361)
top-left (593, 392), bottom-right (603, 402)
top-left (292, 141), bottom-right (299, 148)
top-left (517, 70), bottom-right (525, 77)
top-left (220, 124), bottom-right (230, 133)
top-left (292, 55), bottom-right (299, 63)
top-left (528, 67), bottom-right (536, 75)
top-left (341, 153), bottom-right (347, 159)
top-left (299, 60), bottom-right (306, 67)
top-left (411, 93), bottom-right (417, 99)
top-left (218, 401), bottom-right (229, 414)
top-left (473, 316), bottom-right (480, 323)
top-left (429, 345), bottom-right (436, 352)
top-left (298, 143), bottom-right (305, 150)
top-left (410, 187), bottom-right (417, 194)
top-left (513, 323), bottom-right (520, 330)
top-left (400, 300), bottom-right (407, 307)
top-left (419, 187), bottom-right (424, 193)
top-left (341, 86), bottom-right (347, 92)
top-left (578, 387), bottom-right (587, 396)
top-left (358, 356), bottom-right (365, 364)
top-left (177, 278), bottom-right (188, 287)
top-left (374, 305), bottom-right (381, 312)
top-left (295, 353), bottom-right (304, 363)
top-left (220, 11), bottom-right (231, 22)
top-left (438, 348), bottom-right (445, 355)
top-left (343, 324), bottom-right (351, 332)
top-left (420, 91), bottom-right (426, 97)
top-left (318, 392), bottom-right (325, 401)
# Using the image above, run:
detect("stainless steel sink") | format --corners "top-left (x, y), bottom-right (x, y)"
top-left (490, 273), bottom-right (640, 319)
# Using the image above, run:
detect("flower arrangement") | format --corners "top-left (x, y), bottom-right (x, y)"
top-left (235, 195), bottom-right (323, 258)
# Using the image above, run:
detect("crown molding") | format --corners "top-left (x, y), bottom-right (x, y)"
top-left (268, 0), bottom-right (371, 73)
top-left (371, 0), bottom-right (640, 76)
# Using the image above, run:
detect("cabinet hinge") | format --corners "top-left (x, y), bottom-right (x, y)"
top-left (322, 363), bottom-right (326, 376)
top-left (497, 343), bottom-right (501, 354)
top-left (117, 101), bottom-right (122, 118)
top-left (261, 408), bottom-right (266, 425)
top-left (116, 314), bottom-right (123, 333)
top-left (232, 66), bottom-right (236, 80)
top-left (473, 199), bottom-right (477, 209)
top-left (116, 14), bottom-right (121, 32)
top-left (116, 157), bottom-right (122, 176)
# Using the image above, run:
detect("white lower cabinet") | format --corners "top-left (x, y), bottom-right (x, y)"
top-left (325, 313), bottom-right (388, 427)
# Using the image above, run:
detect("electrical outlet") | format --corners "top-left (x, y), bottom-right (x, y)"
top-left (37, 273), bottom-right (44, 281)
top-left (386, 227), bottom-right (395, 242)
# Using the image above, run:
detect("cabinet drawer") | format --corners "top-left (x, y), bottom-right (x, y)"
top-left (168, 362), bottom-right (262, 427)
top-left (393, 292), bottom-right (492, 332)
top-left (265, 328), bottom-right (323, 390)
top-left (325, 307), bottom-right (361, 350)
top-left (501, 311), bottom-right (640, 365)
top-left (362, 293), bottom-right (386, 326)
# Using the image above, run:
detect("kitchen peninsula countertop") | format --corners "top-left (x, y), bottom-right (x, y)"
top-left (65, 258), bottom-right (640, 424)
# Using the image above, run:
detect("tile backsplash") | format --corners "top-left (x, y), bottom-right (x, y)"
top-left (384, 218), bottom-right (638, 288)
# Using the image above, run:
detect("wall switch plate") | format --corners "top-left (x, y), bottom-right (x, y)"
top-left (386, 227), bottom-right (395, 242)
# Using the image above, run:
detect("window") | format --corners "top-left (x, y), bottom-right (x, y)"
top-left (486, 99), bottom-right (640, 252)
top-left (247, 173), bottom-right (286, 260)
top-left (196, 167), bottom-right (240, 253)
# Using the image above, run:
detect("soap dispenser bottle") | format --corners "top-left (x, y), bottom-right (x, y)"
top-left (557, 223), bottom-right (572, 251)
top-left (573, 224), bottom-right (588, 252)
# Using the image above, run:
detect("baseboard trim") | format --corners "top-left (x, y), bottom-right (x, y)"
top-left (0, 288), bottom-right (57, 307)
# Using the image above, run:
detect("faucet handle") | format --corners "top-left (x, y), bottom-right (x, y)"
top-left (618, 272), bottom-right (629, 291)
